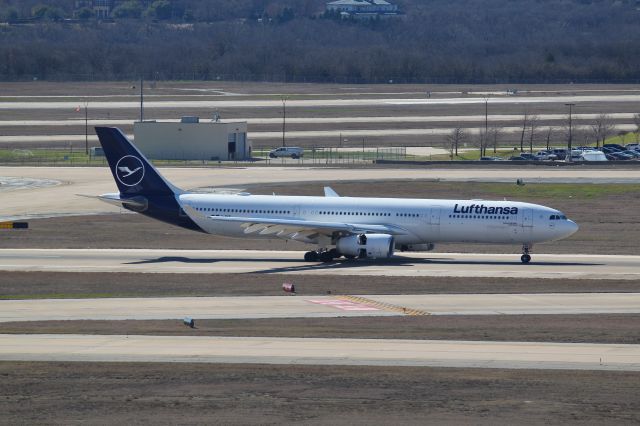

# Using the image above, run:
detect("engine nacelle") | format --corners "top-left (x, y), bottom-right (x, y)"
top-left (336, 234), bottom-right (394, 259)
top-left (397, 243), bottom-right (435, 252)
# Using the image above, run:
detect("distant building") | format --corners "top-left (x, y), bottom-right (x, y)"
top-left (74, 1), bottom-right (153, 19)
top-left (133, 117), bottom-right (251, 161)
top-left (326, 0), bottom-right (398, 16)
top-left (75, 0), bottom-right (115, 19)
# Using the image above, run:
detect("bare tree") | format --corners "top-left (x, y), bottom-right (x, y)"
top-left (528, 114), bottom-right (539, 153)
top-left (633, 113), bottom-right (640, 143)
top-left (545, 127), bottom-right (553, 151)
top-left (591, 113), bottom-right (614, 148)
top-left (446, 127), bottom-right (465, 159)
top-left (488, 125), bottom-right (502, 154)
top-left (519, 111), bottom-right (529, 152)
top-left (477, 130), bottom-right (486, 158)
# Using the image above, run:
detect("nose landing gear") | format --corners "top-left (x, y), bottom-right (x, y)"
top-left (521, 244), bottom-right (532, 263)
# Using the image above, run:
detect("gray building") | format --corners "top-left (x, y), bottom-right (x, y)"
top-left (133, 118), bottom-right (250, 161)
top-left (326, 0), bottom-right (398, 15)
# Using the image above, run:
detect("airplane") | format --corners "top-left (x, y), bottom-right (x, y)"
top-left (93, 127), bottom-right (578, 264)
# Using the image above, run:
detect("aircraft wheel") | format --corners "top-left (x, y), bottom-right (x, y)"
top-left (319, 251), bottom-right (334, 263)
top-left (521, 254), bottom-right (531, 264)
top-left (328, 248), bottom-right (340, 258)
top-left (304, 251), bottom-right (319, 262)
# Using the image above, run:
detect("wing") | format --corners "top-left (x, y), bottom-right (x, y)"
top-left (324, 187), bottom-right (340, 197)
top-left (182, 205), bottom-right (408, 243)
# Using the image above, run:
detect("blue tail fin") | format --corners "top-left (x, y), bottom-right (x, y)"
top-left (95, 127), bottom-right (181, 196)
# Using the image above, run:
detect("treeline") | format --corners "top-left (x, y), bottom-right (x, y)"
top-left (0, 0), bottom-right (328, 22)
top-left (1, 0), bottom-right (640, 83)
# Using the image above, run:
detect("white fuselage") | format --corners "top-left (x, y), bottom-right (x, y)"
top-left (178, 193), bottom-right (578, 246)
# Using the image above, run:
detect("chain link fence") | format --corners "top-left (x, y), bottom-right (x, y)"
top-left (0, 146), bottom-right (409, 167)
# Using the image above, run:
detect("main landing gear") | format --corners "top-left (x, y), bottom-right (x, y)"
top-left (304, 248), bottom-right (340, 263)
top-left (521, 244), bottom-right (532, 264)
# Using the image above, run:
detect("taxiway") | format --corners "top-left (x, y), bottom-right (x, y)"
top-left (0, 249), bottom-right (638, 280)
top-left (1, 293), bottom-right (639, 322)
top-left (2, 166), bottom-right (640, 220)
top-left (1, 334), bottom-right (638, 371)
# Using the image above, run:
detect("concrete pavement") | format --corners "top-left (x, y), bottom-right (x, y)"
top-left (1, 334), bottom-right (638, 370)
top-left (1, 293), bottom-right (639, 322)
top-left (0, 249), bottom-right (639, 280)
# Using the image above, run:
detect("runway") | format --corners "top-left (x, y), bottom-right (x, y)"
top-left (1, 334), bottom-right (638, 371)
top-left (1, 249), bottom-right (639, 280)
top-left (2, 123), bottom-right (635, 143)
top-left (3, 94), bottom-right (640, 109)
top-left (2, 293), bottom-right (639, 322)
top-left (0, 112), bottom-right (638, 127)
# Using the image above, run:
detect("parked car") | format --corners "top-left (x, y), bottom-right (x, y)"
top-left (534, 151), bottom-right (558, 161)
top-left (519, 153), bottom-right (535, 160)
top-left (609, 152), bottom-right (633, 160)
top-left (603, 143), bottom-right (626, 151)
top-left (625, 143), bottom-right (639, 150)
top-left (622, 150), bottom-right (640, 159)
top-left (550, 148), bottom-right (568, 160)
top-left (268, 146), bottom-right (304, 159)
top-left (509, 156), bottom-right (527, 161)
top-left (572, 150), bottom-right (607, 161)
top-left (480, 156), bottom-right (503, 161)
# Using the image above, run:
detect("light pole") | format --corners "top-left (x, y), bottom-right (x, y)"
top-left (84, 100), bottom-right (89, 156)
top-left (565, 103), bottom-right (575, 161)
top-left (140, 77), bottom-right (144, 122)
top-left (483, 97), bottom-right (489, 156)
top-left (281, 97), bottom-right (287, 147)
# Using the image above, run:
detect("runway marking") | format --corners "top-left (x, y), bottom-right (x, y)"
top-left (337, 295), bottom-right (431, 316)
top-left (306, 299), bottom-right (379, 311)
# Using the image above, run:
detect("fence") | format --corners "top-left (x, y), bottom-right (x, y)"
top-left (0, 146), bottom-right (409, 167)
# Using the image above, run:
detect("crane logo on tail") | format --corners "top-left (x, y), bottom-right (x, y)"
top-left (115, 155), bottom-right (145, 187)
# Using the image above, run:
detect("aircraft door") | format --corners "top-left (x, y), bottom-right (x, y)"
top-left (430, 207), bottom-right (441, 225)
top-left (521, 208), bottom-right (533, 227)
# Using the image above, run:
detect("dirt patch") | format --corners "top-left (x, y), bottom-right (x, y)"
top-left (1, 361), bottom-right (638, 425)
top-left (3, 315), bottom-right (639, 344)
top-left (1, 271), bottom-right (639, 298)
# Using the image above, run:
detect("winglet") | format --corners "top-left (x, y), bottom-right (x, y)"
top-left (324, 187), bottom-right (340, 197)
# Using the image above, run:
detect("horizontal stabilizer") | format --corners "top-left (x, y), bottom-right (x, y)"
top-left (78, 193), bottom-right (148, 211)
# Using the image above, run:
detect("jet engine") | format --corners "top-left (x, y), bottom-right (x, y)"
top-left (336, 234), bottom-right (394, 259)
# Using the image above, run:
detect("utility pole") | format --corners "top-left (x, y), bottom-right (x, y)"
top-left (84, 100), bottom-right (89, 155)
top-left (483, 97), bottom-right (489, 157)
top-left (565, 103), bottom-right (575, 161)
top-left (281, 97), bottom-right (287, 147)
top-left (140, 77), bottom-right (144, 122)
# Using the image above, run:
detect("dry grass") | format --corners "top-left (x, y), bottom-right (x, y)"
top-left (1, 362), bottom-right (638, 425)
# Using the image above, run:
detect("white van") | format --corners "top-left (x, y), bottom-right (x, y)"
top-left (268, 146), bottom-right (304, 159)
top-left (571, 150), bottom-right (607, 162)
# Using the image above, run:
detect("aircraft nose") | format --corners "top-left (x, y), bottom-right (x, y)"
top-left (564, 220), bottom-right (579, 237)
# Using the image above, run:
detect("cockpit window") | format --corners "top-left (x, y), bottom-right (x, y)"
top-left (550, 214), bottom-right (568, 220)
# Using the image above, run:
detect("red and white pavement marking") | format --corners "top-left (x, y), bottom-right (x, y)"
top-left (306, 299), bottom-right (379, 311)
